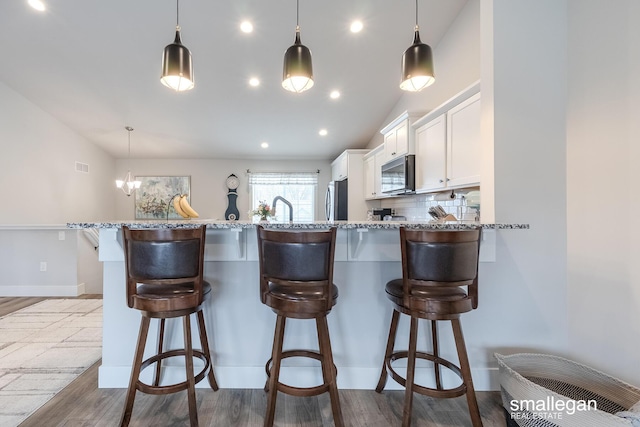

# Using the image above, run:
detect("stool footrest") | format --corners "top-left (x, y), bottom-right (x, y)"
top-left (265, 349), bottom-right (338, 397)
top-left (386, 350), bottom-right (467, 399)
top-left (137, 348), bottom-right (210, 395)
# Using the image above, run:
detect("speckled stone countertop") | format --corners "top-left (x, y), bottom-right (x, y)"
top-left (67, 220), bottom-right (528, 230)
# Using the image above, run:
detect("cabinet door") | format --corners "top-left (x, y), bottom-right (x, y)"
top-left (393, 121), bottom-right (409, 157)
top-left (332, 153), bottom-right (348, 181)
top-left (415, 114), bottom-right (447, 192)
top-left (382, 120), bottom-right (409, 163)
top-left (373, 149), bottom-right (384, 197)
top-left (383, 131), bottom-right (397, 163)
top-left (447, 93), bottom-right (481, 188)
top-left (363, 155), bottom-right (375, 200)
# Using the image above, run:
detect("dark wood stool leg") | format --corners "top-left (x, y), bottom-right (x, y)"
top-left (316, 315), bottom-right (344, 427)
top-left (264, 315), bottom-right (286, 427)
top-left (376, 309), bottom-right (400, 392)
top-left (153, 318), bottom-right (165, 387)
top-left (451, 318), bottom-right (483, 427)
top-left (196, 310), bottom-right (219, 391)
top-left (183, 314), bottom-right (199, 427)
top-left (431, 320), bottom-right (443, 390)
top-left (120, 316), bottom-right (151, 427)
top-left (402, 316), bottom-right (419, 427)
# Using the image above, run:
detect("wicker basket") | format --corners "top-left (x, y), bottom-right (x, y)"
top-left (495, 353), bottom-right (640, 427)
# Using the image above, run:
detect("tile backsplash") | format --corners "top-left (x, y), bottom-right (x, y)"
top-left (373, 187), bottom-right (480, 222)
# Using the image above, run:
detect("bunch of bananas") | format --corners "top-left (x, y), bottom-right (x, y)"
top-left (173, 194), bottom-right (199, 218)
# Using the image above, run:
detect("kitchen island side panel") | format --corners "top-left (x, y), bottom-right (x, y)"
top-left (97, 227), bottom-right (500, 390)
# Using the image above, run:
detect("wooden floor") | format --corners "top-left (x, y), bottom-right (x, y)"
top-left (2, 297), bottom-right (508, 427)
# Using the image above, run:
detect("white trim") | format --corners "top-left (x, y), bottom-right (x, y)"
top-left (0, 284), bottom-right (83, 297)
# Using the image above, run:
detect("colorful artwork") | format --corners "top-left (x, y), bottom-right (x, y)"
top-left (134, 176), bottom-right (190, 219)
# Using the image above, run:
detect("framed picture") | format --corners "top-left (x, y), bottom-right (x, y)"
top-left (134, 176), bottom-right (191, 219)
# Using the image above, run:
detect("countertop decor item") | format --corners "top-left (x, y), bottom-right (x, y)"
top-left (115, 127), bottom-right (141, 197)
top-left (250, 200), bottom-right (274, 222)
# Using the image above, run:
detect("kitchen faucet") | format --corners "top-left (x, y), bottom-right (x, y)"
top-left (272, 196), bottom-right (293, 222)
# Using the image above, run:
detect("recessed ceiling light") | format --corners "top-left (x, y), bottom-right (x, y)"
top-left (319, 129), bottom-right (328, 136)
top-left (249, 77), bottom-right (260, 87)
top-left (28, 0), bottom-right (46, 11)
top-left (261, 142), bottom-right (269, 149)
top-left (240, 21), bottom-right (254, 33)
top-left (330, 90), bottom-right (341, 99)
top-left (350, 20), bottom-right (363, 33)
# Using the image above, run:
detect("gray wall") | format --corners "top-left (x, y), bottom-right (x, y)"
top-left (114, 158), bottom-right (332, 221)
top-left (0, 82), bottom-right (112, 295)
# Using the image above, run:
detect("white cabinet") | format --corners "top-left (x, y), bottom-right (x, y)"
top-left (331, 152), bottom-right (349, 181)
top-left (379, 112), bottom-right (423, 164)
top-left (446, 92), bottom-right (481, 188)
top-left (330, 149), bottom-right (369, 220)
top-left (415, 114), bottom-right (447, 192)
top-left (363, 145), bottom-right (384, 200)
top-left (413, 83), bottom-right (481, 193)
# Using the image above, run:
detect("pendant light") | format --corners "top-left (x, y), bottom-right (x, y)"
top-left (115, 127), bottom-right (141, 197)
top-left (282, 0), bottom-right (314, 93)
top-left (161, 0), bottom-right (194, 92)
top-left (400, 0), bottom-right (435, 92)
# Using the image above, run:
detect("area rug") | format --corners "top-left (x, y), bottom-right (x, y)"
top-left (0, 299), bottom-right (102, 427)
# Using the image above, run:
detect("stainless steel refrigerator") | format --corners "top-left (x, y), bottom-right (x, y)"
top-left (325, 179), bottom-right (348, 221)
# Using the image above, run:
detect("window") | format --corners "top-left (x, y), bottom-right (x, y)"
top-left (248, 172), bottom-right (318, 222)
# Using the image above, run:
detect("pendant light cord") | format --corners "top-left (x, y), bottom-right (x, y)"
top-left (295, 0), bottom-right (300, 32)
top-left (414, 0), bottom-right (419, 31)
top-left (176, 0), bottom-right (180, 30)
top-left (126, 127), bottom-right (133, 158)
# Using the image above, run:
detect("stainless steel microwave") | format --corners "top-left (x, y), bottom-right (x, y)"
top-left (381, 155), bottom-right (415, 194)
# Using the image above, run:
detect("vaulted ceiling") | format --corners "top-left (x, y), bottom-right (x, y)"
top-left (0, 0), bottom-right (467, 160)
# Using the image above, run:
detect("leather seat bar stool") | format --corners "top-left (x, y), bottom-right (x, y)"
top-left (375, 226), bottom-right (483, 427)
top-left (120, 225), bottom-right (218, 427)
top-left (257, 225), bottom-right (344, 427)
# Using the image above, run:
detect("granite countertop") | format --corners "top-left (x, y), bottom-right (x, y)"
top-left (67, 220), bottom-right (528, 230)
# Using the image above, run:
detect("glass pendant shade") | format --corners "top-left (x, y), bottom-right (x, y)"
top-left (400, 29), bottom-right (435, 92)
top-left (115, 171), bottom-right (141, 196)
top-left (161, 29), bottom-right (194, 91)
top-left (282, 30), bottom-right (314, 93)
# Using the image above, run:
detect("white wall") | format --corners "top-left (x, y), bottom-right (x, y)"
top-left (114, 158), bottom-right (333, 221)
top-left (0, 82), bottom-right (113, 295)
top-left (566, 0), bottom-right (640, 384)
top-left (472, 0), bottom-right (569, 369)
top-left (0, 82), bottom-right (116, 224)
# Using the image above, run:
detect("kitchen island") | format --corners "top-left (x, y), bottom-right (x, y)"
top-left (68, 220), bottom-right (527, 391)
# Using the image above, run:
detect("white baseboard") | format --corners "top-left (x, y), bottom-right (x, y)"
top-left (98, 364), bottom-right (499, 391)
top-left (0, 284), bottom-right (85, 297)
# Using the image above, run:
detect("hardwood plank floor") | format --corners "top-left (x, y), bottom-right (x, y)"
top-left (4, 298), bottom-right (508, 426)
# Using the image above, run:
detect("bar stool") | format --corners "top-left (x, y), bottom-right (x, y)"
top-left (375, 226), bottom-right (483, 427)
top-left (120, 225), bottom-right (218, 427)
top-left (257, 225), bottom-right (344, 427)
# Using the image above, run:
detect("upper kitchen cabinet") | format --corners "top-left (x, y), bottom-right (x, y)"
top-left (413, 82), bottom-right (481, 193)
top-left (331, 149), bottom-right (369, 181)
top-left (363, 145), bottom-right (385, 200)
top-left (331, 149), bottom-right (370, 220)
top-left (379, 112), bottom-right (424, 164)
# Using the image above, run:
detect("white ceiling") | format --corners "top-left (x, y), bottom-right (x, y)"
top-left (0, 0), bottom-right (467, 160)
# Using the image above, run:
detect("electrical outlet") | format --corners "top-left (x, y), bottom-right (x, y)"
top-left (58, 231), bottom-right (65, 240)
top-left (40, 262), bottom-right (47, 272)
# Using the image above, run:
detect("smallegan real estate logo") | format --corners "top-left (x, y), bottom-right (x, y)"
top-left (510, 397), bottom-right (598, 421)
